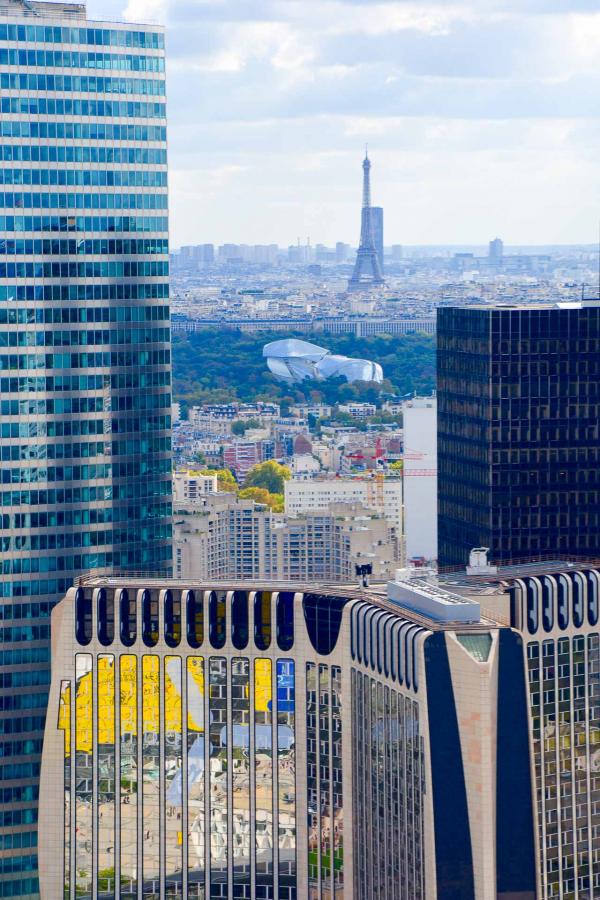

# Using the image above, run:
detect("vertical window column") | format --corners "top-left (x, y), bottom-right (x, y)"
top-left (306, 663), bottom-right (319, 899)
top-left (164, 656), bottom-right (183, 897)
top-left (255, 658), bottom-right (274, 897)
top-left (97, 655), bottom-right (116, 898)
top-left (187, 657), bottom-right (206, 898)
top-left (232, 658), bottom-right (250, 898)
top-left (209, 657), bottom-right (228, 898)
top-left (74, 654), bottom-right (93, 898)
top-left (142, 655), bottom-right (161, 898)
top-left (120, 655), bottom-right (138, 899)
top-left (58, 680), bottom-right (72, 900)
top-left (276, 659), bottom-right (296, 900)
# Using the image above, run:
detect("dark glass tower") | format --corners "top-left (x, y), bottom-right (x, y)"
top-left (0, 1), bottom-right (171, 893)
top-left (437, 304), bottom-right (600, 569)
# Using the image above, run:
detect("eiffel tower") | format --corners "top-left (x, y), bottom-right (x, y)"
top-left (348, 149), bottom-right (385, 292)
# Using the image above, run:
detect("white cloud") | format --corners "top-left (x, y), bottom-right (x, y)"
top-left (84, 0), bottom-right (600, 244)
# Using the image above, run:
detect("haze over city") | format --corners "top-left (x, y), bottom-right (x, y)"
top-left (85, 0), bottom-right (600, 248)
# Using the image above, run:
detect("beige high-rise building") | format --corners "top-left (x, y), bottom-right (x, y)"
top-left (173, 494), bottom-right (400, 583)
top-left (285, 474), bottom-right (403, 530)
top-left (38, 558), bottom-right (600, 898)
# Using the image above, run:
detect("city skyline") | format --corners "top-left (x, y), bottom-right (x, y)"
top-left (86, 0), bottom-right (600, 248)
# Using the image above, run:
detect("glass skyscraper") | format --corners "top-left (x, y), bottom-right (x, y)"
top-left (0, 1), bottom-right (171, 894)
top-left (438, 303), bottom-right (600, 570)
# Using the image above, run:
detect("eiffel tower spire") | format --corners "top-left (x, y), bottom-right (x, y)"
top-left (348, 150), bottom-right (384, 292)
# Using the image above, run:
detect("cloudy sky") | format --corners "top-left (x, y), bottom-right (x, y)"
top-left (88, 0), bottom-right (600, 248)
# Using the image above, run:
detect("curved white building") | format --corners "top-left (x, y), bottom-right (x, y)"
top-left (263, 338), bottom-right (383, 384)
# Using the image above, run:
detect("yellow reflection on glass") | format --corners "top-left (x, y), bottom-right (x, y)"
top-left (142, 655), bottom-right (160, 898)
top-left (97, 656), bottom-right (116, 898)
top-left (75, 654), bottom-right (93, 897)
top-left (58, 680), bottom-right (71, 900)
top-left (165, 656), bottom-right (183, 896)
top-left (120, 655), bottom-right (138, 899)
top-left (255, 658), bottom-right (273, 892)
top-left (187, 657), bottom-right (205, 898)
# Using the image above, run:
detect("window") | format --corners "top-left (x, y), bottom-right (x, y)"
top-left (276, 592), bottom-right (294, 652)
top-left (186, 591), bottom-right (202, 648)
top-left (164, 590), bottom-right (181, 648)
top-left (254, 592), bottom-right (271, 651)
top-left (119, 589), bottom-right (136, 647)
top-left (97, 588), bottom-right (114, 646)
top-left (75, 587), bottom-right (91, 645)
top-left (142, 589), bottom-right (158, 647)
top-left (231, 591), bottom-right (248, 651)
top-left (209, 591), bottom-right (226, 650)
top-left (303, 594), bottom-right (348, 656)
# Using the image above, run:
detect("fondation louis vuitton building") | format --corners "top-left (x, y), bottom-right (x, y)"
top-left (38, 562), bottom-right (600, 899)
top-left (263, 338), bottom-right (383, 385)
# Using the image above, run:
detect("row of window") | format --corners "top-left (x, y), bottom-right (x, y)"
top-left (0, 282), bottom-right (169, 301)
top-left (0, 213), bottom-right (167, 234)
top-left (0, 458), bottom-right (171, 489)
top-left (76, 587), bottom-right (295, 653)
top-left (1, 548), bottom-right (172, 592)
top-left (0, 72), bottom-right (164, 94)
top-left (0, 120), bottom-right (166, 141)
top-left (0, 304), bottom-right (169, 324)
top-left (0, 347), bottom-right (169, 370)
top-left (0, 384), bottom-right (171, 416)
top-left (2, 522), bottom-right (170, 552)
top-left (350, 602), bottom-right (424, 693)
top-left (0, 169), bottom-right (167, 187)
top-left (0, 47), bottom-right (164, 71)
top-left (0, 23), bottom-right (164, 48)
top-left (0, 145), bottom-right (166, 164)
top-left (0, 237), bottom-right (168, 255)
top-left (8, 499), bottom-right (172, 531)
top-left (0, 191), bottom-right (168, 210)
top-left (0, 96), bottom-right (165, 118)
top-left (0, 260), bottom-right (168, 279)
top-left (517, 571), bottom-right (600, 635)
top-left (0, 325), bottom-right (169, 346)
top-left (0, 435), bottom-right (169, 463)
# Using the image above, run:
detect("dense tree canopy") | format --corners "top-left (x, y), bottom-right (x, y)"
top-left (172, 328), bottom-right (436, 411)
top-left (244, 460), bottom-right (291, 494)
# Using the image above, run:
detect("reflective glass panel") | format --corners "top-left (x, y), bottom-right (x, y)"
top-left (97, 655), bottom-right (116, 898)
top-left (165, 656), bottom-right (183, 896)
top-left (75, 654), bottom-right (93, 897)
top-left (231, 592), bottom-right (249, 651)
top-left (319, 664), bottom-right (331, 897)
top-left (186, 591), bottom-right (203, 649)
top-left (58, 679), bottom-right (71, 900)
top-left (306, 663), bottom-right (319, 899)
top-left (276, 592), bottom-right (294, 652)
top-left (232, 658), bottom-right (250, 896)
top-left (142, 655), bottom-right (160, 897)
top-left (187, 656), bottom-right (206, 898)
top-left (254, 592), bottom-right (272, 651)
top-left (165, 591), bottom-right (182, 648)
top-left (209, 657), bottom-right (228, 897)
top-left (277, 660), bottom-right (296, 899)
top-left (332, 666), bottom-right (343, 897)
top-left (255, 658), bottom-right (273, 895)
top-left (209, 592), bottom-right (226, 650)
top-left (120, 655), bottom-right (138, 899)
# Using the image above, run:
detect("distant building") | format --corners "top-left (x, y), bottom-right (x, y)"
top-left (391, 244), bottom-right (403, 261)
top-left (438, 303), bottom-right (600, 568)
top-left (338, 402), bottom-right (377, 418)
top-left (173, 470), bottom-right (218, 503)
top-left (489, 237), bottom-right (504, 260)
top-left (403, 397), bottom-right (437, 561)
top-left (336, 241), bottom-right (352, 263)
top-left (285, 475), bottom-right (402, 529)
top-left (371, 206), bottom-right (384, 272)
top-left (173, 494), bottom-right (401, 582)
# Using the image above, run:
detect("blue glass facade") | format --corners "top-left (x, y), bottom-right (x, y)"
top-left (0, 3), bottom-right (171, 894)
